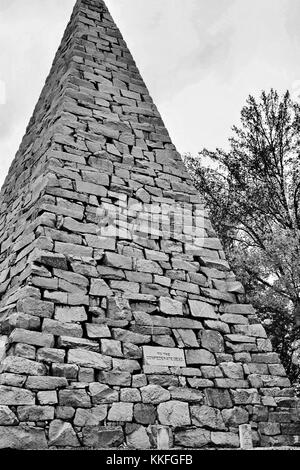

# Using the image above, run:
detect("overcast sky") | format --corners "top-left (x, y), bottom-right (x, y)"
top-left (1, 0), bottom-right (300, 189)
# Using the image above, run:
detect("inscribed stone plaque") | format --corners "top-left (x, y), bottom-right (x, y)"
top-left (143, 346), bottom-right (186, 367)
top-left (239, 424), bottom-right (253, 449)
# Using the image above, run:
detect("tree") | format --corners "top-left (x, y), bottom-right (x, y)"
top-left (185, 89), bottom-right (300, 384)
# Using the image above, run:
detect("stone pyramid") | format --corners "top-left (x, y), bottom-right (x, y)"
top-left (0, 0), bottom-right (299, 450)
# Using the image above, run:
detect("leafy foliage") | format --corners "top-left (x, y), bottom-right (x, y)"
top-left (185, 89), bottom-right (300, 384)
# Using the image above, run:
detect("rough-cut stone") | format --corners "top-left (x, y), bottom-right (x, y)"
top-left (132, 374), bottom-right (147, 388)
top-left (141, 385), bottom-right (170, 404)
top-left (232, 389), bottom-right (261, 405)
top-left (78, 367), bottom-right (95, 383)
top-left (215, 378), bottom-right (248, 388)
top-left (174, 329), bottom-right (199, 348)
top-left (113, 328), bottom-right (151, 345)
top-left (14, 343), bottom-right (36, 360)
top-left (211, 431), bottom-right (240, 448)
top-left (136, 259), bottom-right (163, 275)
top-left (55, 306), bottom-right (87, 323)
top-left (113, 358), bottom-right (140, 373)
top-left (0, 373), bottom-right (25, 388)
top-left (205, 389), bottom-right (233, 409)
top-left (159, 297), bottom-right (183, 316)
top-left (104, 253), bottom-right (133, 270)
top-left (187, 378), bottom-right (214, 388)
top-left (98, 371), bottom-right (131, 387)
top-left (148, 375), bottom-right (179, 388)
top-left (158, 401), bottom-right (191, 426)
top-left (268, 364), bottom-right (286, 376)
top-left (204, 321), bottom-right (230, 334)
top-left (82, 425), bottom-right (124, 448)
top-left (223, 304), bottom-right (255, 315)
top-left (259, 423), bottom-right (280, 436)
top-left (37, 348), bottom-right (65, 363)
top-left (58, 336), bottom-right (99, 351)
top-left (0, 406), bottom-right (18, 425)
top-left (86, 324), bottom-right (111, 339)
top-left (49, 420), bottom-right (80, 447)
top-left (18, 405), bottom-right (54, 422)
top-left (59, 389), bottom-right (91, 408)
top-left (170, 317), bottom-right (204, 330)
top-left (174, 428), bottom-right (210, 448)
top-left (1, 312), bottom-right (40, 335)
top-left (222, 407), bottom-right (249, 426)
top-left (0, 425), bottom-right (47, 449)
top-left (234, 324), bottom-right (267, 338)
top-left (126, 426), bottom-right (151, 449)
top-left (9, 328), bottom-right (54, 348)
top-left (134, 404), bottom-right (157, 424)
top-left (220, 314), bottom-right (248, 325)
top-left (188, 300), bottom-right (217, 319)
top-left (0, 356), bottom-right (46, 376)
top-left (89, 383), bottom-right (119, 404)
top-left (0, 385), bottom-right (35, 405)
top-left (257, 339), bottom-right (273, 352)
top-left (68, 349), bottom-right (111, 370)
top-left (55, 406), bottom-right (75, 420)
top-left (52, 364), bottom-right (78, 379)
top-left (201, 258), bottom-right (230, 272)
top-left (252, 353), bottom-right (280, 364)
top-left (108, 403), bottom-right (133, 422)
top-left (37, 391), bottom-right (56, 408)
top-left (25, 376), bottom-right (67, 390)
top-left (220, 362), bottom-right (244, 379)
top-left (169, 387), bottom-right (204, 403)
top-left (90, 279), bottom-right (112, 297)
top-left (120, 388), bottom-right (141, 403)
top-left (201, 366), bottom-right (223, 379)
top-left (42, 319), bottom-right (83, 338)
top-left (101, 339), bottom-right (123, 357)
top-left (225, 334), bottom-right (255, 344)
top-left (74, 406), bottom-right (108, 426)
top-left (17, 298), bottom-right (54, 318)
top-left (239, 424), bottom-right (253, 449)
top-left (153, 335), bottom-right (176, 348)
top-left (0, 337), bottom-right (7, 362)
top-left (191, 405), bottom-right (226, 430)
top-left (185, 349), bottom-right (216, 365)
top-left (200, 330), bottom-right (224, 353)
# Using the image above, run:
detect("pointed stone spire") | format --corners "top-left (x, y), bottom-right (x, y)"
top-left (0, 0), bottom-right (299, 449)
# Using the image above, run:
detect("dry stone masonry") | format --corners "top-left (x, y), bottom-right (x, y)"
top-left (0, 0), bottom-right (299, 449)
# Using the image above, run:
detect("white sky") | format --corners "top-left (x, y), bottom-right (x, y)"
top-left (1, 0), bottom-right (300, 189)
